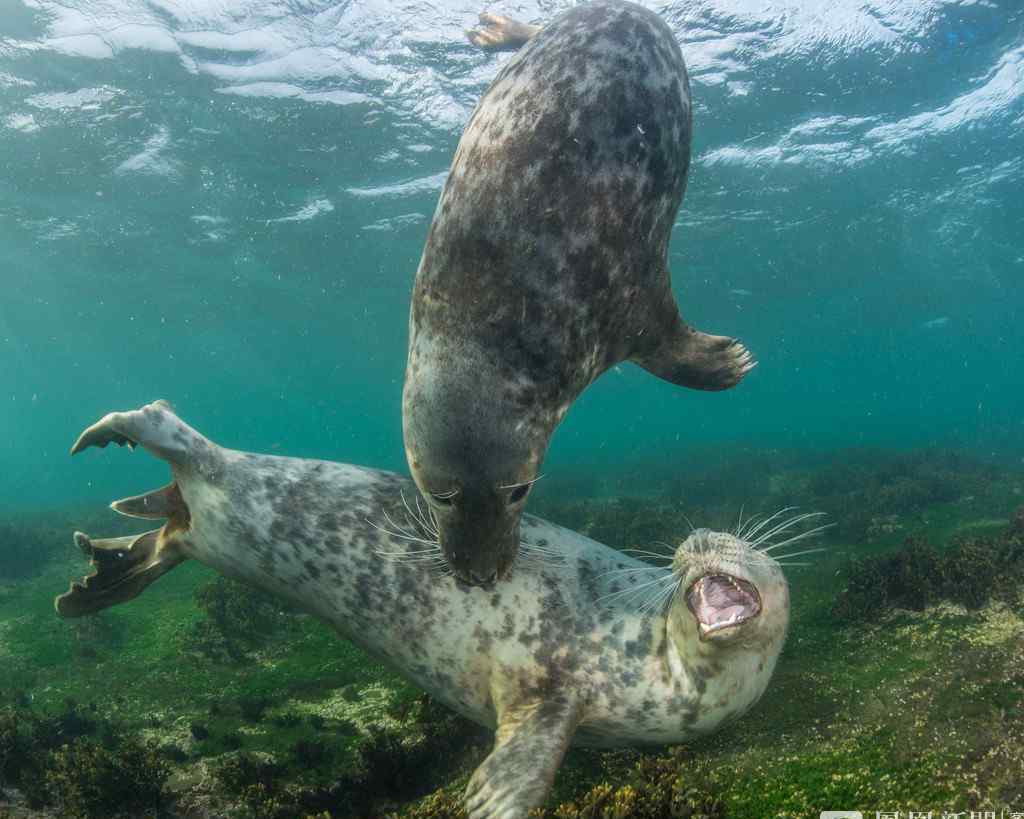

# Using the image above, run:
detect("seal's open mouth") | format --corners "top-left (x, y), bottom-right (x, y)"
top-left (686, 574), bottom-right (761, 639)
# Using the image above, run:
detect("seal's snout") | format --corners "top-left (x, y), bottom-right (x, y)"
top-left (466, 569), bottom-right (498, 587)
top-left (444, 524), bottom-right (519, 588)
top-left (686, 574), bottom-right (761, 640)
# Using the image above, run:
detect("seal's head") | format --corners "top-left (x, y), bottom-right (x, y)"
top-left (403, 369), bottom-right (547, 586)
top-left (666, 527), bottom-right (790, 660)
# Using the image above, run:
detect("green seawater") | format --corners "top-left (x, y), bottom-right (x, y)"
top-left (1, 0), bottom-right (1023, 816)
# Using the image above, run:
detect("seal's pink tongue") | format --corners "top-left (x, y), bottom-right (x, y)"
top-left (686, 574), bottom-right (760, 636)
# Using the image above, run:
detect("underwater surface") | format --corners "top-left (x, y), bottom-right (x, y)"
top-left (1, 0), bottom-right (1023, 816)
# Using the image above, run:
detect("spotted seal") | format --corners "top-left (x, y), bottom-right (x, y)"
top-left (404, 0), bottom-right (755, 587)
top-left (59, 402), bottom-right (795, 819)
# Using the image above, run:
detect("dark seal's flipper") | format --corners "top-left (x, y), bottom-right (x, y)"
top-left (465, 695), bottom-right (581, 819)
top-left (632, 318), bottom-right (756, 391)
top-left (55, 530), bottom-right (187, 618)
top-left (465, 12), bottom-right (540, 51)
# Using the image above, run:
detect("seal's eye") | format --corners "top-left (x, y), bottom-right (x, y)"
top-left (429, 491), bottom-right (457, 507)
top-left (508, 485), bottom-right (530, 503)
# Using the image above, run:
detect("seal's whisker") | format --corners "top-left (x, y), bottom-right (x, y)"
top-left (498, 473), bottom-right (545, 490)
top-left (753, 515), bottom-right (823, 548)
top-left (398, 490), bottom-right (438, 540)
top-left (596, 570), bottom-right (669, 594)
top-left (657, 577), bottom-right (683, 612)
top-left (375, 551), bottom-right (445, 560)
top-left (742, 548), bottom-right (782, 565)
top-left (374, 546), bottom-right (442, 556)
top-left (766, 547), bottom-right (827, 562)
top-left (620, 548), bottom-right (674, 565)
top-left (737, 513), bottom-right (765, 540)
top-left (401, 490), bottom-right (437, 538)
top-left (597, 576), bottom-right (672, 605)
top-left (373, 546), bottom-right (445, 560)
top-left (525, 549), bottom-right (563, 561)
top-left (399, 490), bottom-right (419, 525)
top-left (371, 527), bottom-right (439, 548)
top-left (596, 571), bottom-right (674, 608)
top-left (523, 541), bottom-right (562, 555)
top-left (743, 507), bottom-right (802, 542)
top-left (378, 557), bottom-right (448, 566)
top-left (520, 539), bottom-right (563, 554)
top-left (369, 516), bottom-right (416, 539)
top-left (518, 545), bottom-right (566, 567)
top-left (742, 506), bottom-right (798, 542)
top-left (596, 565), bottom-right (666, 579)
top-left (751, 512), bottom-right (825, 548)
top-left (379, 510), bottom-right (412, 537)
top-left (381, 508), bottom-right (425, 540)
top-left (375, 552), bottom-right (447, 564)
top-left (637, 576), bottom-right (681, 616)
top-left (775, 561), bottom-right (813, 567)
top-left (734, 504), bottom-right (747, 537)
top-left (759, 523), bottom-right (834, 553)
top-left (413, 494), bottom-right (440, 537)
top-left (368, 513), bottom-right (442, 548)
top-left (642, 576), bottom-right (682, 615)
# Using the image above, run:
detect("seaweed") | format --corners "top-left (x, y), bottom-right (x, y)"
top-left (239, 694), bottom-right (272, 723)
top-left (182, 576), bottom-right (284, 662)
top-left (0, 521), bottom-right (57, 580)
top-left (0, 702), bottom-right (167, 818)
top-left (832, 520), bottom-right (1024, 621)
top-left (530, 496), bottom-right (687, 553)
top-left (44, 736), bottom-right (170, 819)
top-left (547, 749), bottom-right (724, 819)
top-left (397, 748), bottom-right (724, 819)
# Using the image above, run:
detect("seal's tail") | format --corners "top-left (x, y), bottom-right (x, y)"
top-left (57, 401), bottom-right (198, 618)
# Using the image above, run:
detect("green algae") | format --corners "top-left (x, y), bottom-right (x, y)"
top-left (833, 528), bottom-right (1024, 621)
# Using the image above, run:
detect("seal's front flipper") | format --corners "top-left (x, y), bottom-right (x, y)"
top-left (633, 320), bottom-right (756, 391)
top-left (466, 12), bottom-right (540, 52)
top-left (464, 694), bottom-right (581, 819)
top-left (55, 530), bottom-right (187, 618)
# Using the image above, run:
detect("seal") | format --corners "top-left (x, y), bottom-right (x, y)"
top-left (404, 0), bottom-right (755, 587)
top-left (59, 402), bottom-right (799, 819)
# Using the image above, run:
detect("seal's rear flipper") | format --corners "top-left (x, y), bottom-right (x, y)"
top-left (55, 530), bottom-right (187, 618)
top-left (633, 321), bottom-right (756, 391)
top-left (60, 403), bottom-right (199, 618)
top-left (111, 483), bottom-right (186, 520)
top-left (464, 694), bottom-right (581, 819)
top-left (71, 400), bottom-right (211, 467)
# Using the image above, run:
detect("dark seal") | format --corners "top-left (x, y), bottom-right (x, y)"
top-left (404, 0), bottom-right (755, 586)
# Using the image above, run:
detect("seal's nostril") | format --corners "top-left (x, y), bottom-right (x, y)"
top-left (469, 570), bottom-right (498, 587)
